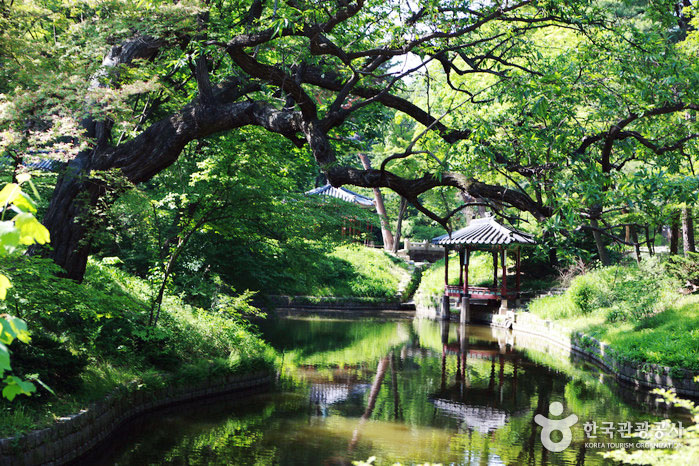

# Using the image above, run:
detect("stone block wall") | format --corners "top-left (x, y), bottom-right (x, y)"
top-left (512, 312), bottom-right (699, 397)
top-left (0, 370), bottom-right (272, 466)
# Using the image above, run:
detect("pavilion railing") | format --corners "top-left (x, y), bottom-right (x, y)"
top-left (445, 285), bottom-right (518, 299)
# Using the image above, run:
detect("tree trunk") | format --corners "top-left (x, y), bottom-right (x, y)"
top-left (349, 355), bottom-right (389, 452)
top-left (391, 196), bottom-right (408, 254)
top-left (682, 206), bottom-right (696, 255)
top-left (622, 208), bottom-right (641, 263)
top-left (628, 224), bottom-right (640, 263)
top-left (590, 215), bottom-right (610, 266)
top-left (358, 154), bottom-right (394, 251)
top-left (41, 154), bottom-right (106, 281)
top-left (542, 229), bottom-right (558, 268)
top-left (670, 212), bottom-right (680, 255)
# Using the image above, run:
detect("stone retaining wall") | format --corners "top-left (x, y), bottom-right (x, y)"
top-left (260, 295), bottom-right (404, 310)
top-left (0, 370), bottom-right (273, 466)
top-left (513, 312), bottom-right (699, 397)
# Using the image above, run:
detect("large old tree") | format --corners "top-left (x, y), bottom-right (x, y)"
top-left (2, 0), bottom-right (698, 279)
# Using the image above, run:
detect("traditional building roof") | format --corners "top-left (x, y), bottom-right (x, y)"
top-left (305, 184), bottom-right (374, 208)
top-left (0, 155), bottom-right (63, 172)
top-left (431, 216), bottom-right (536, 246)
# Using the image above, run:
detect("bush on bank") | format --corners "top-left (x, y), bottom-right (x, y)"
top-left (528, 254), bottom-right (699, 370)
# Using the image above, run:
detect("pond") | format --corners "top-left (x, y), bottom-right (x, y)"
top-left (87, 317), bottom-right (684, 465)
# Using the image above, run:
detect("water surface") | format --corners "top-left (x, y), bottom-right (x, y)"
top-left (93, 317), bottom-right (681, 465)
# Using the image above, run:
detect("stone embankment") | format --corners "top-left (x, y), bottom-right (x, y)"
top-left (511, 312), bottom-right (699, 397)
top-left (0, 370), bottom-right (272, 466)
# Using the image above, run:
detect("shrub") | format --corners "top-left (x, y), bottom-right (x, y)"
top-left (664, 252), bottom-right (699, 289)
top-left (568, 276), bottom-right (596, 314)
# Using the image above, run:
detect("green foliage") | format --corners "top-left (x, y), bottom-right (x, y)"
top-left (324, 245), bottom-right (410, 299)
top-left (568, 277), bottom-right (596, 314)
top-left (90, 129), bottom-right (388, 305)
top-left (0, 177), bottom-right (54, 401)
top-left (664, 252), bottom-right (699, 288)
top-left (0, 257), bottom-right (275, 436)
top-left (528, 259), bottom-right (699, 370)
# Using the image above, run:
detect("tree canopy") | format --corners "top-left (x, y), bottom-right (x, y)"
top-left (0, 0), bottom-right (697, 278)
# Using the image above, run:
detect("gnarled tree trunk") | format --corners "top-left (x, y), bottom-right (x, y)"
top-left (42, 155), bottom-right (106, 281)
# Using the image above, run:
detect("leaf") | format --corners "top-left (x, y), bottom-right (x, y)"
top-left (14, 213), bottom-right (50, 245)
top-left (2, 375), bottom-right (35, 401)
top-left (0, 273), bottom-right (11, 300)
top-left (0, 184), bottom-right (20, 208)
top-left (0, 184), bottom-right (35, 213)
top-left (15, 173), bottom-right (31, 184)
top-left (6, 316), bottom-right (29, 344)
top-left (0, 319), bottom-right (16, 344)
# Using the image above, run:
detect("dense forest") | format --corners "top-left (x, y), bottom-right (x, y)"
top-left (0, 1), bottom-right (698, 460)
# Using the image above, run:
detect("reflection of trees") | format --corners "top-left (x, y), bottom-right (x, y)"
top-left (349, 356), bottom-right (390, 453)
top-left (390, 351), bottom-right (402, 421)
top-left (261, 318), bottom-right (410, 369)
top-left (106, 318), bottom-right (672, 465)
top-left (417, 320), bottom-right (668, 465)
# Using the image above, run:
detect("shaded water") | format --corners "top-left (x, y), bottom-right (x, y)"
top-left (91, 317), bottom-right (682, 465)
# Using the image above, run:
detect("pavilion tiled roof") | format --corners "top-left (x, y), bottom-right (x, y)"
top-left (431, 217), bottom-right (536, 246)
top-left (305, 184), bottom-right (374, 208)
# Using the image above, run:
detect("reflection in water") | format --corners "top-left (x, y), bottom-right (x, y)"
top-left (91, 317), bottom-right (682, 465)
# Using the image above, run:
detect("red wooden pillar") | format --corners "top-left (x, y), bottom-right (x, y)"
top-left (464, 248), bottom-right (470, 295)
top-left (501, 248), bottom-right (507, 296)
top-left (458, 249), bottom-right (464, 286)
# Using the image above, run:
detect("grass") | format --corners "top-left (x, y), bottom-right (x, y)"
top-left (527, 257), bottom-right (699, 371)
top-left (0, 256), bottom-right (275, 437)
top-left (278, 243), bottom-right (411, 299)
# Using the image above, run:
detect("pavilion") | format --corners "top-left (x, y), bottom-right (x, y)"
top-left (305, 183), bottom-right (376, 243)
top-left (431, 216), bottom-right (536, 323)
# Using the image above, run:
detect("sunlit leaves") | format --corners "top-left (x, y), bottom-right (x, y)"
top-left (0, 177), bottom-right (52, 400)
top-left (14, 213), bottom-right (50, 245)
top-left (0, 313), bottom-right (34, 397)
top-left (0, 274), bottom-right (12, 301)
